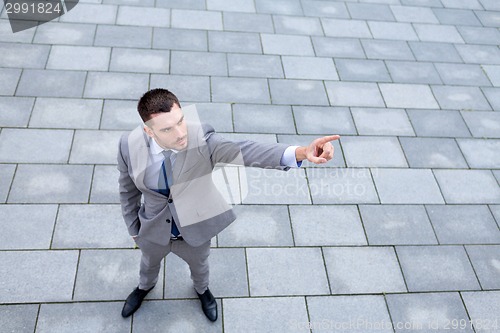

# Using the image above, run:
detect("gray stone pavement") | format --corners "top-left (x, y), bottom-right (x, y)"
top-left (0, 0), bottom-right (499, 332)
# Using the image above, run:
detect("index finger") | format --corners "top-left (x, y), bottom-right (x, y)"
top-left (316, 135), bottom-right (340, 144)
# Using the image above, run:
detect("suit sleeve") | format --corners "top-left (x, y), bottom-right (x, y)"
top-left (202, 123), bottom-right (291, 170)
top-left (117, 134), bottom-right (142, 236)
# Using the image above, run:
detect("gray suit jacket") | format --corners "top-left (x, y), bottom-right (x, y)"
top-left (117, 122), bottom-right (291, 247)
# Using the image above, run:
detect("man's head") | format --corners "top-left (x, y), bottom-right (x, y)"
top-left (139, 89), bottom-right (188, 151)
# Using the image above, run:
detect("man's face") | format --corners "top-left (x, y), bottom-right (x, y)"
top-left (143, 104), bottom-right (188, 150)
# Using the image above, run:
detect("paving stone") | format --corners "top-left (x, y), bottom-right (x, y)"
top-left (326, 82), bottom-right (385, 108)
top-left (53, 204), bottom-right (129, 249)
top-left (407, 109), bottom-right (471, 138)
top-left (47, 45), bottom-right (110, 71)
top-left (37, 302), bottom-right (130, 333)
top-left (233, 104), bottom-right (295, 134)
top-left (427, 205), bottom-right (500, 245)
top-left (255, 0), bottom-right (303, 15)
top-left (222, 12), bottom-right (273, 34)
top-left (361, 204), bottom-right (437, 245)
top-left (59, 3), bottom-right (117, 24)
top-left (277, 134), bottom-right (345, 168)
top-left (369, 21), bottom-right (419, 40)
top-left (84, 72), bottom-right (149, 99)
top-left (301, 0), bottom-right (350, 18)
top-left (435, 169), bottom-right (500, 204)
top-left (312, 37), bottom-right (365, 58)
top-left (261, 33), bottom-right (314, 56)
top-left (396, 245), bottom-right (480, 291)
top-left (457, 26), bottom-right (500, 45)
top-left (95, 25), bottom-right (152, 48)
top-left (0, 128), bottom-right (73, 163)
top-left (156, 0), bottom-right (205, 9)
top-left (207, 0), bottom-right (255, 12)
top-left (8, 164), bottom-right (93, 204)
top-left (441, 0), bottom-right (483, 10)
top-left (409, 41), bottom-right (463, 63)
top-left (475, 10), bottom-right (500, 28)
top-left (212, 77), bottom-right (269, 104)
top-left (432, 86), bottom-right (492, 111)
top-left (401, 0), bottom-right (444, 6)
top-left (153, 28), bottom-right (207, 51)
top-left (70, 130), bottom-right (123, 164)
top-left (307, 168), bottom-right (379, 204)
top-left (482, 87), bottom-right (500, 111)
top-left (242, 168), bottom-right (311, 204)
top-left (461, 111), bottom-right (500, 138)
top-left (150, 74), bottom-right (210, 102)
top-left (342, 136), bottom-right (408, 167)
top-left (0, 250), bottom-right (78, 303)
top-left (74, 249), bottom-right (163, 301)
top-left (400, 137), bottom-right (468, 168)
top-left (413, 24), bottom-right (464, 43)
top-left (30, 97), bottom-right (102, 129)
top-left (171, 9), bottom-right (222, 30)
top-left (457, 138), bottom-right (500, 169)
top-left (290, 205), bottom-right (366, 246)
top-left (182, 102), bottom-right (233, 132)
top-left (380, 83), bottom-right (439, 109)
top-left (462, 291), bottom-right (500, 333)
top-left (218, 205), bottom-right (293, 247)
top-left (348, 3), bottom-right (395, 21)
top-left (0, 42), bottom-right (49, 69)
top-left (455, 44), bottom-right (500, 65)
top-left (307, 295), bottom-right (393, 333)
top-left (433, 8), bottom-right (482, 26)
top-left (335, 59), bottom-right (390, 82)
top-left (247, 247), bottom-right (329, 296)
top-left (323, 246), bottom-right (406, 294)
top-left (373, 168), bottom-right (444, 204)
top-left (171, 51), bottom-right (226, 76)
top-left (322, 18), bottom-right (372, 38)
top-left (116, 6), bottom-right (170, 27)
top-left (133, 299), bottom-right (222, 333)
top-left (292, 106), bottom-right (356, 135)
top-left (227, 53), bottom-right (283, 78)
top-left (17, 69), bottom-right (86, 98)
top-left (0, 304), bottom-right (38, 333)
top-left (283, 56), bottom-right (338, 81)
top-left (362, 39), bottom-right (415, 60)
top-left (0, 164), bottom-right (15, 203)
top-left (483, 65), bottom-right (500, 87)
top-left (90, 165), bottom-right (120, 203)
top-left (386, 292), bottom-right (474, 332)
top-left (0, 96), bottom-right (34, 127)
top-left (104, 0), bottom-right (154, 5)
top-left (0, 19), bottom-right (35, 43)
top-left (435, 63), bottom-right (491, 87)
top-left (351, 108), bottom-right (415, 136)
top-left (386, 61), bottom-right (442, 84)
top-left (208, 31), bottom-right (261, 54)
top-left (223, 297), bottom-right (309, 333)
top-left (100, 99), bottom-right (142, 130)
top-left (33, 22), bottom-right (96, 45)
top-left (0, 204), bottom-right (57, 250)
top-left (480, 0), bottom-right (500, 10)
top-left (390, 5), bottom-right (439, 23)
top-left (0, 68), bottom-right (20, 95)
top-left (270, 79), bottom-right (329, 106)
top-left (110, 48), bottom-right (170, 74)
top-left (464, 246), bottom-right (500, 289)
top-left (273, 15), bottom-right (323, 36)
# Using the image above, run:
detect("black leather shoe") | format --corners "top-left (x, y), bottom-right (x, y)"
top-left (196, 288), bottom-right (217, 322)
top-left (121, 286), bottom-right (154, 318)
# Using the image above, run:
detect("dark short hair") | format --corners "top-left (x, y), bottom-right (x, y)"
top-left (137, 88), bottom-right (181, 122)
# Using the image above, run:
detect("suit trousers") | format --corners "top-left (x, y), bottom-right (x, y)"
top-left (135, 236), bottom-right (211, 294)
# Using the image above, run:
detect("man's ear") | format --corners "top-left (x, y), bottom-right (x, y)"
top-left (143, 125), bottom-right (154, 138)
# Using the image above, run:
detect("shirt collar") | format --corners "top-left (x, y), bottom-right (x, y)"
top-left (150, 137), bottom-right (178, 155)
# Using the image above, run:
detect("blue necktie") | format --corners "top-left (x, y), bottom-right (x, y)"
top-left (158, 151), bottom-right (180, 237)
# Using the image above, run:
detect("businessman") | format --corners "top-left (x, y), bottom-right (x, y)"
top-left (117, 88), bottom-right (339, 321)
